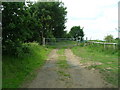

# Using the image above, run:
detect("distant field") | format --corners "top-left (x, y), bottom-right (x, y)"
top-left (71, 45), bottom-right (118, 86)
top-left (46, 41), bottom-right (77, 48)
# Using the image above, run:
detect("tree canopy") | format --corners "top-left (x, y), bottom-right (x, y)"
top-left (69, 26), bottom-right (84, 41)
top-left (2, 1), bottom-right (67, 56)
top-left (104, 34), bottom-right (114, 42)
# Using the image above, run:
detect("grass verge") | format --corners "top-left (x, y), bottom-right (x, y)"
top-left (2, 42), bottom-right (51, 88)
top-left (71, 45), bottom-right (118, 86)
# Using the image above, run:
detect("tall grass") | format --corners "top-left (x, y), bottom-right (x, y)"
top-left (71, 43), bottom-right (118, 86)
top-left (83, 43), bottom-right (118, 55)
top-left (2, 42), bottom-right (51, 88)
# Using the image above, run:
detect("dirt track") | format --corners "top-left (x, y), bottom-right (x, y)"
top-left (22, 49), bottom-right (114, 88)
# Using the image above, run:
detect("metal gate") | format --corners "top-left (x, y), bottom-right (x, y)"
top-left (45, 38), bottom-right (79, 48)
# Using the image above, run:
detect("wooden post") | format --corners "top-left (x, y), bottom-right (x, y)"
top-left (43, 37), bottom-right (45, 46)
top-left (86, 37), bottom-right (88, 41)
top-left (113, 44), bottom-right (115, 49)
top-left (104, 43), bottom-right (105, 49)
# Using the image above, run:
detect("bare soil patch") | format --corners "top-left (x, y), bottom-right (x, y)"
top-left (65, 49), bottom-right (114, 88)
top-left (22, 49), bottom-right (65, 88)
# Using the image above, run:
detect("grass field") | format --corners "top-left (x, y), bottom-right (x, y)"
top-left (71, 44), bottom-right (118, 86)
top-left (2, 43), bottom-right (51, 88)
top-left (46, 41), bottom-right (77, 48)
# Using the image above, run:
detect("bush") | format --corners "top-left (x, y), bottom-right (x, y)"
top-left (3, 42), bottom-right (39, 58)
top-left (79, 42), bottom-right (84, 47)
top-left (2, 42), bottom-right (51, 88)
top-left (15, 43), bottom-right (33, 58)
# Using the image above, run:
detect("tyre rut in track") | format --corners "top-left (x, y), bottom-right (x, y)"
top-left (23, 49), bottom-right (114, 88)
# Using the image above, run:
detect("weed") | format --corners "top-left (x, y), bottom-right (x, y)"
top-left (57, 70), bottom-right (70, 77)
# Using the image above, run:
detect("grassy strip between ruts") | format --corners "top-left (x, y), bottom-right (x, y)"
top-left (57, 49), bottom-right (69, 69)
top-left (71, 45), bottom-right (118, 86)
top-left (56, 49), bottom-right (70, 78)
top-left (57, 56), bottom-right (69, 69)
top-left (57, 49), bottom-right (65, 55)
top-left (2, 42), bottom-right (52, 88)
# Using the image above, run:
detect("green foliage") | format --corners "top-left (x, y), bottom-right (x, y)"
top-left (86, 43), bottom-right (118, 55)
top-left (32, 2), bottom-right (67, 38)
top-left (104, 34), bottom-right (114, 42)
top-left (46, 31), bottom-right (56, 42)
top-left (65, 33), bottom-right (71, 38)
top-left (46, 41), bottom-right (77, 49)
top-left (2, 43), bottom-right (51, 88)
top-left (69, 26), bottom-right (84, 41)
top-left (2, 2), bottom-right (35, 55)
top-left (2, 1), bottom-right (67, 56)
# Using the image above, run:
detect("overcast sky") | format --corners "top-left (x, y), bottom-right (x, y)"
top-left (61, 0), bottom-right (119, 40)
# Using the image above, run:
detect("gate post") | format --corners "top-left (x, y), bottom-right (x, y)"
top-left (43, 37), bottom-right (45, 46)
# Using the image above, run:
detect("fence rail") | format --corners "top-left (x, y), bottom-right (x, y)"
top-left (86, 41), bottom-right (118, 49)
top-left (88, 41), bottom-right (117, 45)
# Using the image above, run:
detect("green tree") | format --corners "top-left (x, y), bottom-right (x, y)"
top-left (104, 35), bottom-right (114, 42)
top-left (32, 2), bottom-right (67, 38)
top-left (69, 26), bottom-right (84, 41)
top-left (2, 2), bottom-right (33, 55)
top-left (2, 1), bottom-right (67, 56)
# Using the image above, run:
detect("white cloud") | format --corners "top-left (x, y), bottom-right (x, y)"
top-left (62, 0), bottom-right (119, 40)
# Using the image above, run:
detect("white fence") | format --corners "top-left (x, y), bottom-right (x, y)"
top-left (88, 41), bottom-right (117, 45)
top-left (86, 41), bottom-right (118, 49)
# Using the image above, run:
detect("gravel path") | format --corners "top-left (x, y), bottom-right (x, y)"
top-left (22, 49), bottom-right (114, 88)
top-left (65, 49), bottom-right (113, 88)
